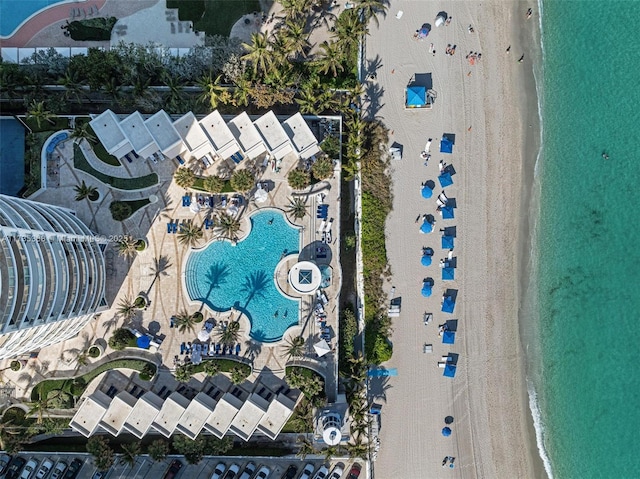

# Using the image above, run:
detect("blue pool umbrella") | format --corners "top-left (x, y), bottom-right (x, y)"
top-left (442, 427), bottom-right (452, 437)
top-left (441, 205), bottom-right (455, 219)
top-left (442, 267), bottom-right (455, 280)
top-left (420, 221), bottom-right (433, 234)
top-left (421, 255), bottom-right (432, 266)
top-left (438, 172), bottom-right (453, 188)
top-left (440, 137), bottom-right (453, 153)
top-left (442, 331), bottom-right (456, 344)
top-left (136, 336), bottom-right (151, 349)
top-left (443, 364), bottom-right (457, 378)
top-left (442, 235), bottom-right (454, 249)
top-left (406, 86), bottom-right (426, 107)
top-left (421, 283), bottom-right (433, 297)
top-left (421, 185), bottom-right (433, 199)
top-left (442, 296), bottom-right (456, 313)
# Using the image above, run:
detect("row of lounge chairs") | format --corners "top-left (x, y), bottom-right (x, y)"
top-left (180, 341), bottom-right (241, 356)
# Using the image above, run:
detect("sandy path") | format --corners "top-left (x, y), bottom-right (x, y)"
top-left (365, 1), bottom-right (544, 478)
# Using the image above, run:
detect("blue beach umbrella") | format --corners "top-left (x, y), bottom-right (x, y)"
top-left (441, 235), bottom-right (454, 249)
top-left (421, 283), bottom-right (433, 297)
top-left (442, 267), bottom-right (455, 281)
top-left (442, 296), bottom-right (456, 313)
top-left (421, 255), bottom-right (432, 266)
top-left (438, 172), bottom-right (453, 188)
top-left (136, 336), bottom-right (151, 349)
top-left (420, 221), bottom-right (433, 234)
top-left (442, 427), bottom-right (452, 437)
top-left (421, 185), bottom-right (433, 199)
top-left (442, 331), bottom-right (456, 344)
top-left (441, 205), bottom-right (454, 219)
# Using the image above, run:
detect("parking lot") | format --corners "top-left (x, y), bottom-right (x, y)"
top-left (2, 453), bottom-right (360, 479)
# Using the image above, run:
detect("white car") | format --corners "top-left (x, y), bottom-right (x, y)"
top-left (254, 466), bottom-right (270, 479)
top-left (35, 459), bottom-right (53, 479)
top-left (225, 464), bottom-right (240, 479)
top-left (328, 465), bottom-right (344, 479)
top-left (299, 463), bottom-right (315, 479)
top-left (20, 459), bottom-right (39, 479)
top-left (238, 462), bottom-right (256, 479)
top-left (312, 466), bottom-right (329, 479)
top-left (50, 461), bottom-right (67, 479)
top-left (210, 462), bottom-right (226, 479)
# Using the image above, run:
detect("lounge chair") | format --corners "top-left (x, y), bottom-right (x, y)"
top-left (215, 343), bottom-right (221, 354)
top-left (235, 344), bottom-right (241, 355)
top-left (167, 223), bottom-right (172, 234)
top-left (172, 222), bottom-right (178, 233)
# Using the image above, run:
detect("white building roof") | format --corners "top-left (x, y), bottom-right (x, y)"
top-left (144, 111), bottom-right (183, 154)
top-left (175, 392), bottom-right (217, 440)
top-left (203, 392), bottom-right (243, 438)
top-left (123, 392), bottom-right (163, 438)
top-left (99, 391), bottom-right (138, 436)
top-left (173, 112), bottom-right (216, 160)
top-left (199, 111), bottom-right (240, 160)
top-left (118, 112), bottom-right (158, 155)
top-left (69, 391), bottom-right (111, 437)
top-left (229, 392), bottom-right (270, 441)
top-left (257, 393), bottom-right (298, 440)
top-left (228, 112), bottom-right (267, 159)
top-left (253, 111), bottom-right (293, 160)
top-left (283, 113), bottom-right (321, 160)
top-left (151, 392), bottom-right (191, 437)
top-left (89, 110), bottom-right (131, 156)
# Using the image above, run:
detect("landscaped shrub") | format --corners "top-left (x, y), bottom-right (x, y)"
top-left (108, 328), bottom-right (135, 350)
top-left (139, 363), bottom-right (157, 381)
top-left (88, 346), bottom-right (101, 358)
top-left (230, 169), bottom-right (255, 193)
top-left (67, 17), bottom-right (117, 41)
top-left (287, 168), bottom-right (310, 190)
top-left (311, 157), bottom-right (334, 180)
top-left (109, 199), bottom-right (150, 221)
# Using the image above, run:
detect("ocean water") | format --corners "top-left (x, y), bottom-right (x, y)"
top-left (184, 210), bottom-right (301, 343)
top-left (528, 1), bottom-right (640, 478)
top-left (0, 0), bottom-right (70, 37)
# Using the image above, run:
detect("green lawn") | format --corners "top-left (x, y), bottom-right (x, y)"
top-left (190, 358), bottom-right (251, 375)
top-left (192, 177), bottom-right (235, 193)
top-left (110, 198), bottom-right (151, 220)
top-left (73, 144), bottom-right (158, 190)
top-left (167, 0), bottom-right (261, 37)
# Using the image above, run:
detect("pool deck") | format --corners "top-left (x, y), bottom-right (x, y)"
top-left (1, 115), bottom-right (342, 405)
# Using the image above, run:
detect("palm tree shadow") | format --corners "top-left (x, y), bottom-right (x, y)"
top-left (364, 82), bottom-right (385, 121)
top-left (146, 254), bottom-right (172, 295)
top-left (198, 262), bottom-right (231, 310)
top-left (368, 375), bottom-right (393, 403)
top-left (244, 338), bottom-right (263, 360)
top-left (366, 55), bottom-right (383, 76)
top-left (240, 270), bottom-right (269, 309)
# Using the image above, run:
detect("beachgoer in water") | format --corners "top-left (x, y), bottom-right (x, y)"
top-left (602, 152), bottom-right (609, 160)
top-left (268, 218), bottom-right (274, 225)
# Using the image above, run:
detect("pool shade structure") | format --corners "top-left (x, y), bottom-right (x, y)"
top-left (288, 260), bottom-right (322, 295)
top-left (440, 137), bottom-right (453, 153)
top-left (420, 220), bottom-right (434, 234)
top-left (442, 426), bottom-right (452, 437)
top-left (442, 296), bottom-right (456, 313)
top-left (441, 205), bottom-right (455, 219)
top-left (442, 331), bottom-right (456, 344)
top-left (421, 185), bottom-right (433, 199)
top-left (438, 172), bottom-right (453, 188)
top-left (442, 267), bottom-right (455, 281)
top-left (136, 336), bottom-right (151, 349)
top-left (406, 86), bottom-right (427, 108)
top-left (254, 188), bottom-right (268, 203)
top-left (314, 339), bottom-right (331, 357)
top-left (443, 364), bottom-right (457, 378)
top-left (442, 235), bottom-right (454, 249)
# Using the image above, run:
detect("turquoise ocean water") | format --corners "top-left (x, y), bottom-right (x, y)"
top-left (528, 1), bottom-right (640, 478)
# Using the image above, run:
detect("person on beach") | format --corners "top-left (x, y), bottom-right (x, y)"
top-left (416, 215), bottom-right (421, 223)
top-left (518, 54), bottom-right (525, 63)
top-left (506, 45), bottom-right (511, 53)
top-left (526, 8), bottom-right (533, 19)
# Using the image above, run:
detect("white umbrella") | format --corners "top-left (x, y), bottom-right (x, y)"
top-left (254, 188), bottom-right (268, 203)
top-left (190, 201), bottom-right (201, 213)
top-left (197, 329), bottom-right (210, 342)
top-left (314, 339), bottom-right (331, 357)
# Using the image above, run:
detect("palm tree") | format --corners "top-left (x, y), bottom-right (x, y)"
top-left (117, 235), bottom-right (138, 260)
top-left (215, 213), bottom-right (241, 241)
top-left (280, 0), bottom-right (313, 17)
top-left (218, 321), bottom-right (240, 347)
top-left (283, 336), bottom-right (305, 360)
top-left (175, 364), bottom-right (193, 383)
top-left (117, 296), bottom-right (137, 324)
top-left (334, 10), bottom-right (369, 57)
top-left (177, 220), bottom-right (203, 248)
top-left (73, 180), bottom-right (98, 201)
top-left (315, 41), bottom-right (344, 77)
top-left (104, 77), bottom-right (122, 103)
top-left (26, 100), bottom-right (55, 129)
top-left (230, 365), bottom-right (247, 385)
top-left (295, 86), bottom-right (319, 115)
top-left (230, 168), bottom-right (255, 193)
top-left (286, 197), bottom-right (308, 220)
top-left (311, 157), bottom-right (334, 180)
top-left (120, 441), bottom-right (141, 467)
top-left (70, 123), bottom-right (97, 144)
top-left (163, 73), bottom-right (185, 112)
top-left (28, 390), bottom-right (62, 424)
top-left (287, 168), bottom-right (311, 190)
top-left (148, 439), bottom-right (169, 462)
top-left (282, 17), bottom-right (310, 59)
top-left (232, 77), bottom-right (252, 107)
top-left (241, 32), bottom-right (272, 77)
top-left (132, 77), bottom-right (151, 98)
top-left (197, 73), bottom-right (231, 109)
top-left (357, 0), bottom-right (388, 27)
top-left (59, 71), bottom-right (85, 103)
top-left (203, 175), bottom-right (225, 194)
top-left (346, 440), bottom-right (370, 459)
top-left (174, 311), bottom-right (197, 334)
top-left (296, 436), bottom-right (316, 460)
top-left (174, 167), bottom-right (196, 189)
top-left (202, 361), bottom-right (220, 376)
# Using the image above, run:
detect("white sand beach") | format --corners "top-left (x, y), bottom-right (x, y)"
top-left (366, 1), bottom-right (545, 477)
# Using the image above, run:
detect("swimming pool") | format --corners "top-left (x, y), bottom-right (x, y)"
top-left (0, 0), bottom-right (71, 38)
top-left (184, 210), bottom-right (301, 343)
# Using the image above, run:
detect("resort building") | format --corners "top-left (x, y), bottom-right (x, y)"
top-left (205, 391), bottom-right (244, 438)
top-left (68, 390), bottom-right (111, 437)
top-left (175, 392), bottom-right (217, 440)
top-left (199, 110), bottom-right (242, 162)
top-left (227, 112), bottom-right (267, 160)
top-left (283, 113), bottom-right (322, 160)
top-left (98, 391), bottom-right (138, 436)
top-left (173, 112), bottom-right (216, 164)
top-left (228, 392), bottom-right (270, 441)
top-left (144, 111), bottom-right (184, 160)
top-left (118, 111), bottom-right (160, 160)
top-left (0, 195), bottom-right (107, 359)
top-left (121, 391), bottom-right (164, 439)
top-left (151, 392), bottom-right (191, 437)
top-left (257, 393), bottom-right (299, 440)
top-left (253, 111), bottom-right (294, 161)
top-left (89, 110), bottom-right (134, 160)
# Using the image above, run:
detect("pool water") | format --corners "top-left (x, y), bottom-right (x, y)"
top-left (185, 210), bottom-right (301, 343)
top-left (0, 0), bottom-right (69, 37)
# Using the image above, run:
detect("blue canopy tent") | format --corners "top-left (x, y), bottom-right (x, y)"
top-left (421, 255), bottom-right (432, 266)
top-left (406, 86), bottom-right (426, 108)
top-left (420, 220), bottom-right (433, 234)
top-left (442, 267), bottom-right (455, 281)
top-left (442, 330), bottom-right (456, 344)
top-left (442, 296), bottom-right (456, 313)
top-left (441, 205), bottom-right (455, 219)
top-left (421, 185), bottom-right (433, 198)
top-left (440, 137), bottom-right (453, 153)
top-left (438, 172), bottom-right (453, 188)
top-left (442, 427), bottom-right (452, 437)
top-left (421, 282), bottom-right (433, 297)
top-left (136, 336), bottom-right (151, 349)
top-left (443, 364), bottom-right (457, 378)
top-left (442, 235), bottom-right (454, 249)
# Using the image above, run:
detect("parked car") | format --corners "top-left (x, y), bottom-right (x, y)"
top-left (20, 459), bottom-right (39, 479)
top-left (327, 465), bottom-right (343, 479)
top-left (281, 465), bottom-right (298, 479)
top-left (4, 457), bottom-right (27, 479)
top-left (63, 459), bottom-right (83, 479)
top-left (35, 459), bottom-right (53, 479)
top-left (298, 463), bottom-right (315, 479)
top-left (210, 462), bottom-right (226, 479)
top-left (50, 461), bottom-right (67, 479)
top-left (223, 464), bottom-right (240, 479)
top-left (238, 462), bottom-right (256, 479)
top-left (311, 466), bottom-right (329, 479)
top-left (346, 463), bottom-right (361, 479)
top-left (254, 466), bottom-right (271, 479)
top-left (91, 472), bottom-right (106, 479)
top-left (162, 460), bottom-right (183, 479)
top-left (0, 454), bottom-right (12, 475)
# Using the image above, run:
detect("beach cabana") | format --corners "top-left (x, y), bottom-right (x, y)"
top-left (442, 235), bottom-right (454, 249)
top-left (441, 205), bottom-right (455, 219)
top-left (421, 185), bottom-right (433, 198)
top-left (420, 220), bottom-right (433, 234)
top-left (406, 86), bottom-right (427, 108)
top-left (443, 364), bottom-right (457, 378)
top-left (440, 137), bottom-right (453, 153)
top-left (442, 296), bottom-right (456, 313)
top-left (442, 267), bottom-right (455, 281)
top-left (438, 172), bottom-right (453, 188)
top-left (442, 331), bottom-right (456, 344)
